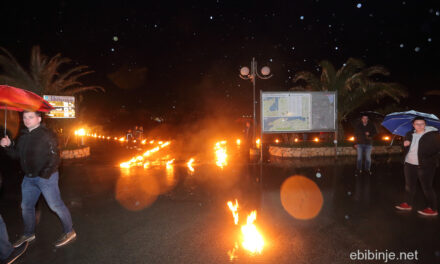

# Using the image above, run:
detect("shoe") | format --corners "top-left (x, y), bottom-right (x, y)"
top-left (12, 234), bottom-right (35, 248)
top-left (54, 230), bottom-right (77, 248)
top-left (395, 202), bottom-right (412, 211)
top-left (4, 241), bottom-right (28, 264)
top-left (417, 208), bottom-right (438, 216)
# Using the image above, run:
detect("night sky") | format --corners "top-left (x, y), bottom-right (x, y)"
top-left (1, 0), bottom-right (439, 128)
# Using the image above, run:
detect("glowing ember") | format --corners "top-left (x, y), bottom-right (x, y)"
top-left (227, 200), bottom-right (265, 256)
top-left (215, 141), bottom-right (227, 168)
top-left (382, 136), bottom-right (391, 141)
top-left (187, 158), bottom-right (195, 172)
top-left (313, 137), bottom-right (319, 142)
top-left (119, 137), bottom-right (125, 142)
top-left (348, 136), bottom-right (355, 142)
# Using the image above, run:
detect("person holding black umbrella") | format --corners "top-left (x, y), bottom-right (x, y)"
top-left (395, 116), bottom-right (440, 216)
top-left (354, 114), bottom-right (377, 175)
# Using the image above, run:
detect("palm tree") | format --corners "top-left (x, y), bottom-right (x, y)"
top-left (292, 58), bottom-right (407, 139)
top-left (0, 46), bottom-right (103, 96)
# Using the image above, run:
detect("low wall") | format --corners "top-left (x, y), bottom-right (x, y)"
top-left (268, 145), bottom-right (402, 158)
top-left (61, 146), bottom-right (90, 159)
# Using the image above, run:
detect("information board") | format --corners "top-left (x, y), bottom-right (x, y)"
top-left (43, 95), bottom-right (75, 118)
top-left (261, 91), bottom-right (336, 133)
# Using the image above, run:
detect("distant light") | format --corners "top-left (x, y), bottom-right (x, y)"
top-left (313, 137), bottom-right (319, 143)
top-left (382, 136), bottom-right (391, 141)
top-left (236, 139), bottom-right (241, 145)
top-left (261, 66), bottom-right (271, 76)
top-left (110, 48), bottom-right (115, 52)
top-left (113, 36), bottom-right (119, 42)
top-left (428, 38), bottom-right (432, 42)
top-left (414, 47), bottom-right (421, 52)
top-left (300, 16), bottom-right (304, 20)
top-left (399, 43), bottom-right (404, 48)
top-left (356, 3), bottom-right (362, 8)
top-left (335, 46), bottom-right (339, 50)
top-left (436, 11), bottom-right (440, 16)
top-left (210, 16), bottom-right (214, 20)
top-left (269, 58), bottom-right (273, 62)
top-left (275, 139), bottom-right (280, 144)
top-left (240, 66), bottom-right (250, 76)
top-left (294, 138), bottom-right (299, 142)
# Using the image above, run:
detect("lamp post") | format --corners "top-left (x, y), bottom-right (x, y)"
top-left (239, 57), bottom-right (273, 148)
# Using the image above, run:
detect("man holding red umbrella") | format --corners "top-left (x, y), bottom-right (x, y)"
top-left (1, 111), bottom-right (76, 247)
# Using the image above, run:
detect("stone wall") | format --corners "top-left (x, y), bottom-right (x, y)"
top-left (60, 146), bottom-right (90, 159)
top-left (268, 145), bottom-right (402, 158)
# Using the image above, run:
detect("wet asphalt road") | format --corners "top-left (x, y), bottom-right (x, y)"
top-left (1, 140), bottom-right (440, 264)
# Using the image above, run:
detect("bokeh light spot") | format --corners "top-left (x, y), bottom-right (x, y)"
top-left (280, 175), bottom-right (323, 220)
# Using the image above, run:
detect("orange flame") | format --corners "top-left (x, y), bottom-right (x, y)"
top-left (227, 199), bottom-right (239, 225)
top-left (241, 211), bottom-right (264, 254)
top-left (187, 158), bottom-right (195, 172)
top-left (215, 141), bottom-right (227, 168)
top-left (227, 200), bottom-right (264, 255)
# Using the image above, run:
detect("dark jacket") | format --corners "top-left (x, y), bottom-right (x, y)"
top-left (354, 121), bottom-right (377, 145)
top-left (4, 125), bottom-right (60, 179)
top-left (403, 126), bottom-right (440, 168)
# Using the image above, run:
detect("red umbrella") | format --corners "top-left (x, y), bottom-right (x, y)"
top-left (0, 85), bottom-right (54, 135)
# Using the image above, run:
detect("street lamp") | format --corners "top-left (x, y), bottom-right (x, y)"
top-left (239, 57), bottom-right (273, 147)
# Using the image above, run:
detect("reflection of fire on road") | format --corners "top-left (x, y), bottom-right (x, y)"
top-left (215, 141), bottom-right (227, 169)
top-left (227, 200), bottom-right (264, 260)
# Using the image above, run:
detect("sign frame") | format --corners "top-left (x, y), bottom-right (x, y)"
top-left (260, 91), bottom-right (338, 134)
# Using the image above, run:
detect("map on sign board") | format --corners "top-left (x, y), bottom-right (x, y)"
top-left (43, 95), bottom-right (75, 118)
top-left (262, 93), bottom-right (311, 132)
top-left (261, 92), bottom-right (336, 133)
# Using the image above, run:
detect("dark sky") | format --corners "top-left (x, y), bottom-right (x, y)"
top-left (1, 0), bottom-right (439, 126)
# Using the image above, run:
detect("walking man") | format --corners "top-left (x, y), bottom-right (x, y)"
top-left (0, 111), bottom-right (76, 248)
top-left (395, 117), bottom-right (440, 216)
top-left (354, 114), bottom-right (377, 175)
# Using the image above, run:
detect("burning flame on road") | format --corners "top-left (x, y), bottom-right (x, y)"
top-left (215, 141), bottom-right (227, 168)
top-left (227, 200), bottom-right (239, 225)
top-left (227, 200), bottom-right (265, 258)
top-left (187, 158), bottom-right (195, 172)
top-left (119, 141), bottom-right (171, 168)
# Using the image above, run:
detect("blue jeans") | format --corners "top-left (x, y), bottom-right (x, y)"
top-left (356, 144), bottom-right (372, 170)
top-left (21, 172), bottom-right (73, 236)
top-left (0, 214), bottom-right (13, 260)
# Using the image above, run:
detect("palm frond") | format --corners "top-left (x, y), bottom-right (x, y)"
top-left (292, 71), bottom-right (321, 91)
